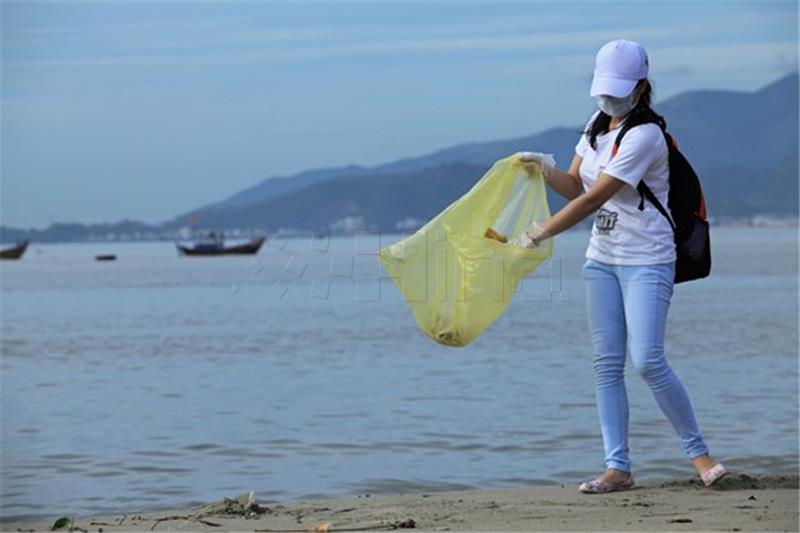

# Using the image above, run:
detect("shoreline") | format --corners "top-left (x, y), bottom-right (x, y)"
top-left (2, 223), bottom-right (798, 248)
top-left (4, 473), bottom-right (798, 532)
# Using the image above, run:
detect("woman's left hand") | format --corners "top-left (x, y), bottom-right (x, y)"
top-left (524, 229), bottom-right (540, 247)
top-left (523, 222), bottom-right (549, 248)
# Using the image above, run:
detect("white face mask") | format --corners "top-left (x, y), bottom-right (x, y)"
top-left (594, 92), bottom-right (638, 117)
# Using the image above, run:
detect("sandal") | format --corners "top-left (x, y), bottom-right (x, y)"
top-left (579, 473), bottom-right (635, 493)
top-left (700, 462), bottom-right (727, 487)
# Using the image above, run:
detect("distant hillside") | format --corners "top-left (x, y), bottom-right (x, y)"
top-left (179, 161), bottom-right (490, 233)
top-left (0, 220), bottom-right (159, 244)
top-left (165, 126), bottom-right (581, 228)
top-left (3, 72), bottom-right (797, 242)
top-left (210, 164), bottom-right (372, 210)
top-left (657, 72), bottom-right (799, 217)
top-left (166, 71), bottom-right (798, 232)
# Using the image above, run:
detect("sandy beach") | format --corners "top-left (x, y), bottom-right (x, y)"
top-left (4, 473), bottom-right (797, 532)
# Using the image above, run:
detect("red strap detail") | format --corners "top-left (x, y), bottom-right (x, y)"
top-left (611, 144), bottom-right (618, 158)
top-left (697, 189), bottom-right (708, 220)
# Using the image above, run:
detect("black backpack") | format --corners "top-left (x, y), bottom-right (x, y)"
top-left (612, 119), bottom-right (711, 284)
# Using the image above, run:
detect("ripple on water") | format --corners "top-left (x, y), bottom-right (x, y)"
top-left (125, 465), bottom-right (193, 474)
top-left (86, 471), bottom-right (126, 478)
top-left (488, 444), bottom-right (527, 453)
top-left (560, 431), bottom-right (598, 440)
top-left (40, 453), bottom-right (91, 463)
top-left (180, 443), bottom-right (223, 452)
top-left (316, 442), bottom-right (370, 450)
top-left (419, 432), bottom-right (481, 440)
top-left (130, 449), bottom-right (184, 458)
top-left (207, 447), bottom-right (285, 458)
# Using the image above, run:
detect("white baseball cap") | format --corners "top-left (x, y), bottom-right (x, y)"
top-left (590, 39), bottom-right (649, 98)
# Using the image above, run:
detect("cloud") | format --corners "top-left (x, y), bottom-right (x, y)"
top-left (3, 24), bottom-right (672, 69)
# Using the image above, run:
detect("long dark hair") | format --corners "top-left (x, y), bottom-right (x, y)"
top-left (583, 78), bottom-right (667, 151)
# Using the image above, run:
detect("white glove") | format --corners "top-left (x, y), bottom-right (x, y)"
top-left (517, 151), bottom-right (556, 180)
top-left (509, 231), bottom-right (537, 248)
top-left (509, 221), bottom-right (549, 249)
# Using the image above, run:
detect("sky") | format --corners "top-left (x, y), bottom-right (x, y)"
top-left (2, 1), bottom-right (798, 229)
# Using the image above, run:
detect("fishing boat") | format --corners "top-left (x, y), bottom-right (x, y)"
top-left (176, 232), bottom-right (266, 256)
top-left (0, 240), bottom-right (28, 260)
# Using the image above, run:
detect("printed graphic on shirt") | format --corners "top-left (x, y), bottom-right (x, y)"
top-left (595, 207), bottom-right (618, 234)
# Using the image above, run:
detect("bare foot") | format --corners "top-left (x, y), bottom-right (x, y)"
top-left (597, 467), bottom-right (632, 484)
top-left (691, 453), bottom-right (719, 475)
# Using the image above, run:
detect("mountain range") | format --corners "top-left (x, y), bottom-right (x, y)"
top-left (3, 71), bottom-right (798, 242)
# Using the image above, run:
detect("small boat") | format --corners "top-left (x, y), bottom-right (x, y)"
top-left (95, 254), bottom-right (117, 261)
top-left (176, 232), bottom-right (266, 256)
top-left (0, 240), bottom-right (29, 260)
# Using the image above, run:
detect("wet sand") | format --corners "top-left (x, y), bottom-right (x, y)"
top-left (4, 473), bottom-right (798, 532)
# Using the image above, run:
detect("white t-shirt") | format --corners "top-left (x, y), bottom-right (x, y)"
top-left (575, 110), bottom-right (676, 265)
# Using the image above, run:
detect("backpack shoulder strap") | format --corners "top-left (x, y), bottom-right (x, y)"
top-left (637, 181), bottom-right (676, 232)
top-left (612, 117), bottom-right (677, 233)
top-left (611, 117), bottom-right (636, 156)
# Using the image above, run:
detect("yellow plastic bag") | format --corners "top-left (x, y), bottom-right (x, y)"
top-left (378, 152), bottom-right (553, 347)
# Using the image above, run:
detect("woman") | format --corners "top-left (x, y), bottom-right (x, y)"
top-left (519, 39), bottom-right (727, 493)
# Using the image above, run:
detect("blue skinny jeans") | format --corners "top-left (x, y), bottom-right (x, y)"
top-left (581, 258), bottom-right (710, 473)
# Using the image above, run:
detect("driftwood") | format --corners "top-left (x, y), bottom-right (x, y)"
top-left (149, 515), bottom-right (221, 530)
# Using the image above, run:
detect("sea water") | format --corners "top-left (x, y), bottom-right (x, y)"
top-left (1, 227), bottom-right (797, 519)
